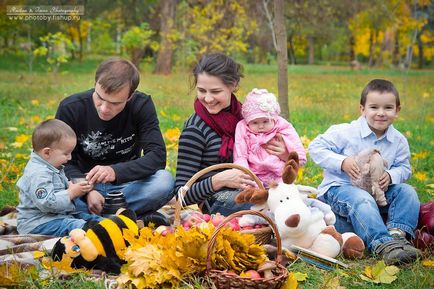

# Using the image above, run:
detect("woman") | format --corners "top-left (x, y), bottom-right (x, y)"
top-left (174, 53), bottom-right (289, 215)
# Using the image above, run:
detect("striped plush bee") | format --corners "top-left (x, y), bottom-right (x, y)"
top-left (51, 208), bottom-right (138, 274)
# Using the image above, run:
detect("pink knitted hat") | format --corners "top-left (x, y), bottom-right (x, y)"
top-left (242, 88), bottom-right (281, 123)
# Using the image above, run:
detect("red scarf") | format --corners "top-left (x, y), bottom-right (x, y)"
top-left (194, 94), bottom-right (243, 161)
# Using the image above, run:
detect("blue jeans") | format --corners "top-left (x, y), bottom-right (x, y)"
top-left (30, 212), bottom-right (103, 237)
top-left (321, 184), bottom-right (420, 252)
top-left (75, 169), bottom-right (175, 216)
top-left (205, 189), bottom-right (251, 216)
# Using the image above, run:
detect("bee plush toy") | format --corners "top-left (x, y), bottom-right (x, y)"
top-left (51, 208), bottom-right (139, 274)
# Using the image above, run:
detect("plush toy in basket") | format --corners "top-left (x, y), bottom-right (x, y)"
top-left (206, 210), bottom-right (288, 289)
top-left (51, 208), bottom-right (139, 274)
top-left (235, 152), bottom-right (366, 260)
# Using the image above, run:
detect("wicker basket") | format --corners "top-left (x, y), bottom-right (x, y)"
top-left (206, 210), bottom-right (288, 289)
top-left (173, 163), bottom-right (273, 245)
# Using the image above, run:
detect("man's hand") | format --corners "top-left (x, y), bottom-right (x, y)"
top-left (264, 133), bottom-right (289, 161)
top-left (86, 165), bottom-right (116, 184)
top-left (342, 156), bottom-right (361, 180)
top-left (86, 190), bottom-right (105, 215)
top-left (379, 172), bottom-right (391, 191)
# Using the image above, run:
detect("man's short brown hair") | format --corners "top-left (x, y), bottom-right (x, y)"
top-left (95, 58), bottom-right (140, 97)
top-left (32, 119), bottom-right (76, 152)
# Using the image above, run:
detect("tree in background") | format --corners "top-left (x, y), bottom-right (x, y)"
top-left (33, 32), bottom-right (74, 73)
top-left (273, 0), bottom-right (289, 119)
top-left (154, 0), bottom-right (178, 74)
top-left (121, 23), bottom-right (156, 69)
top-left (175, 0), bottom-right (256, 67)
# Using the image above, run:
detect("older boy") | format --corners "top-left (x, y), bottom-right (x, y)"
top-left (308, 79), bottom-right (421, 265)
top-left (17, 119), bottom-right (103, 236)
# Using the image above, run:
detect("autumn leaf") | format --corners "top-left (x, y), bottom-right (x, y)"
top-left (421, 259), bottom-right (434, 267)
top-left (325, 276), bottom-right (346, 289)
top-left (293, 271), bottom-right (308, 281)
top-left (281, 272), bottom-right (298, 289)
top-left (360, 260), bottom-right (399, 284)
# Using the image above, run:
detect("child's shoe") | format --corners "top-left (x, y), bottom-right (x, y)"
top-left (374, 239), bottom-right (421, 265)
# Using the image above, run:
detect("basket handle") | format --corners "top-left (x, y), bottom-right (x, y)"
top-left (206, 209), bottom-right (283, 271)
top-left (174, 163), bottom-right (265, 226)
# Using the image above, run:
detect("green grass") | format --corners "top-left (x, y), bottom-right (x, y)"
top-left (0, 55), bottom-right (433, 288)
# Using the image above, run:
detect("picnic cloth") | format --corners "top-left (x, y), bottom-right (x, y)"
top-left (0, 208), bottom-right (59, 266)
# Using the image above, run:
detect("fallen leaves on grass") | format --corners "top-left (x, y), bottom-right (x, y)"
top-left (421, 259), bottom-right (434, 267)
top-left (359, 260), bottom-right (399, 284)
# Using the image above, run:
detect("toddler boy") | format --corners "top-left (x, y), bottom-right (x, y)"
top-left (17, 119), bottom-right (103, 236)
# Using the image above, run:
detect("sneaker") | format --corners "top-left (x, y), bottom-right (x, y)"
top-left (374, 239), bottom-right (421, 265)
top-left (139, 211), bottom-right (170, 227)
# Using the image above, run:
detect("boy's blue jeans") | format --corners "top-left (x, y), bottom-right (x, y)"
top-left (30, 212), bottom-right (103, 236)
top-left (320, 183), bottom-right (420, 252)
top-left (74, 169), bottom-right (175, 215)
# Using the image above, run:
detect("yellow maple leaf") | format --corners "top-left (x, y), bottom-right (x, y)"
top-left (33, 251), bottom-right (45, 259)
top-left (164, 127), bottom-right (181, 142)
top-left (421, 259), bottom-right (434, 267)
top-left (281, 272), bottom-right (298, 289)
top-left (414, 172), bottom-right (428, 182)
top-left (15, 134), bottom-right (30, 144)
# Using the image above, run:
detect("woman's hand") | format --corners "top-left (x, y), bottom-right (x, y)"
top-left (264, 133), bottom-right (289, 161)
top-left (211, 169), bottom-right (257, 191)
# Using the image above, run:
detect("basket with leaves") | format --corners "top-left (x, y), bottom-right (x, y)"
top-left (206, 210), bottom-right (288, 289)
top-left (174, 163), bottom-right (273, 245)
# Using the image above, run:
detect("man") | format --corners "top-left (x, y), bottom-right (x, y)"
top-left (56, 58), bottom-right (174, 224)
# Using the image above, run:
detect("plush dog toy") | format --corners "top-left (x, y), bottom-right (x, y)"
top-left (51, 208), bottom-right (139, 274)
top-left (236, 152), bottom-right (365, 259)
top-left (352, 148), bottom-right (388, 206)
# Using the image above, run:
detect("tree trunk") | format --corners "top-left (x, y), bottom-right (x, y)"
top-left (368, 30), bottom-right (374, 67)
top-left (288, 34), bottom-right (296, 65)
top-left (273, 0), bottom-right (289, 120)
top-left (392, 30), bottom-right (399, 66)
top-left (154, 0), bottom-right (177, 75)
top-left (349, 34), bottom-right (355, 61)
top-left (417, 33), bottom-right (424, 69)
top-left (308, 36), bottom-right (314, 64)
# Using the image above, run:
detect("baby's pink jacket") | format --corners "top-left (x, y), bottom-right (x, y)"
top-left (234, 116), bottom-right (306, 185)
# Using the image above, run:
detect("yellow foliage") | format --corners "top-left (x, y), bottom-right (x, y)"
top-left (414, 172), bottom-right (428, 182)
top-left (117, 223), bottom-right (267, 288)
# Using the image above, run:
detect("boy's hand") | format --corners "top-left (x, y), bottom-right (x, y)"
top-left (342, 156), bottom-right (361, 180)
top-left (379, 172), bottom-right (391, 191)
top-left (68, 181), bottom-right (93, 200)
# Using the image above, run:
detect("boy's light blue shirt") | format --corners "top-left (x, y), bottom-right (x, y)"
top-left (308, 116), bottom-right (411, 197)
top-left (16, 152), bottom-right (76, 234)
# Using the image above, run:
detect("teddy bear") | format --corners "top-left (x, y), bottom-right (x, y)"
top-left (51, 208), bottom-right (139, 274)
top-left (351, 148), bottom-right (388, 206)
top-left (235, 152), bottom-right (365, 259)
top-left (237, 152), bottom-right (336, 228)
